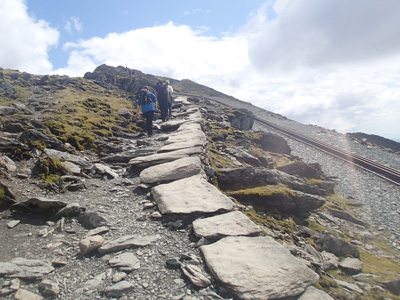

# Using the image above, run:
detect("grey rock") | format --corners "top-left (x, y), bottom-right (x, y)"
top-left (44, 148), bottom-right (92, 170)
top-left (87, 226), bottom-right (110, 236)
top-left (0, 105), bottom-right (18, 115)
top-left (11, 197), bottom-right (67, 215)
top-left (129, 147), bottom-right (203, 168)
top-left (226, 147), bottom-right (261, 166)
top-left (382, 279), bottom-right (400, 296)
top-left (6, 220), bottom-right (20, 229)
top-left (0, 258), bottom-right (54, 280)
top-left (315, 232), bottom-right (360, 258)
top-left (109, 252), bottom-right (140, 271)
top-left (321, 251), bottom-right (339, 271)
top-left (334, 279), bottom-right (363, 294)
top-left (227, 108), bottom-right (254, 131)
top-left (158, 140), bottom-right (205, 153)
top-left (79, 235), bottom-right (105, 255)
top-left (181, 264), bottom-right (211, 288)
top-left (52, 203), bottom-right (85, 220)
top-left (297, 286), bottom-right (335, 299)
top-left (151, 175), bottom-right (235, 215)
top-left (0, 156), bottom-right (17, 172)
top-left (277, 161), bottom-right (324, 179)
top-left (0, 181), bottom-right (16, 207)
top-left (140, 156), bottom-right (201, 184)
top-left (105, 280), bottom-right (134, 298)
top-left (192, 211), bottom-right (261, 239)
top-left (201, 236), bottom-right (319, 300)
top-left (217, 167), bottom-right (329, 196)
top-left (327, 208), bottom-right (369, 227)
top-left (339, 257), bottom-right (363, 275)
top-left (78, 211), bottom-right (109, 229)
top-left (94, 163), bottom-right (119, 179)
top-left (38, 279), bottom-right (59, 298)
top-left (14, 288), bottom-right (44, 300)
top-left (165, 130), bottom-right (206, 145)
top-left (253, 131), bottom-right (291, 154)
top-left (98, 234), bottom-right (161, 255)
top-left (19, 130), bottom-right (66, 152)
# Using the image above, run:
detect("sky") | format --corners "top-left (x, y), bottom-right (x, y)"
top-left (1, 0), bottom-right (400, 141)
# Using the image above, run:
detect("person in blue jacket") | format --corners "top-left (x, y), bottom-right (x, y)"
top-left (136, 86), bottom-right (158, 136)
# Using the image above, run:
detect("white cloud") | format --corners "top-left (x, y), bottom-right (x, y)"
top-left (0, 0), bottom-right (58, 74)
top-left (54, 22), bottom-right (249, 82)
top-left (65, 16), bottom-right (83, 34)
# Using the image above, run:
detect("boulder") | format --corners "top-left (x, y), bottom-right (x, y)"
top-left (78, 211), bottom-right (109, 229)
top-left (253, 131), bottom-right (291, 154)
top-left (230, 187), bottom-right (325, 217)
top-left (0, 136), bottom-right (31, 159)
top-left (201, 236), bottom-right (319, 300)
top-left (79, 235), bottom-right (105, 255)
top-left (314, 232), bottom-right (360, 258)
top-left (277, 161), bottom-right (323, 179)
top-left (227, 108), bottom-right (254, 131)
top-left (38, 279), bottom-right (59, 298)
top-left (18, 129), bottom-right (66, 152)
top-left (382, 279), bottom-right (400, 296)
top-left (11, 197), bottom-right (67, 215)
top-left (44, 148), bottom-right (92, 170)
top-left (217, 167), bottom-right (329, 196)
top-left (339, 257), bottom-right (363, 275)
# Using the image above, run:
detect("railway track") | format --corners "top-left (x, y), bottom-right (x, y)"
top-left (176, 92), bottom-right (400, 186)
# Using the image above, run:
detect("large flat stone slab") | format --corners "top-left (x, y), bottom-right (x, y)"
top-left (140, 156), bottom-right (202, 184)
top-left (151, 175), bottom-right (235, 215)
top-left (192, 211), bottom-right (261, 239)
top-left (158, 141), bottom-right (205, 153)
top-left (129, 147), bottom-right (202, 168)
top-left (165, 130), bottom-right (206, 145)
top-left (201, 236), bottom-right (319, 300)
top-left (177, 122), bottom-right (203, 133)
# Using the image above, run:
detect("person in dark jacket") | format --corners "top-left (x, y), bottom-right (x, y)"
top-left (154, 80), bottom-right (169, 122)
top-left (136, 86), bottom-right (157, 136)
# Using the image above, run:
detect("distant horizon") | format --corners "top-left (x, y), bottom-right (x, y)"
top-left (1, 0), bottom-right (400, 141)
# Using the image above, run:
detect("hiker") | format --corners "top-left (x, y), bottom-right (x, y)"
top-left (136, 86), bottom-right (157, 136)
top-left (165, 80), bottom-right (174, 118)
top-left (155, 80), bottom-right (169, 122)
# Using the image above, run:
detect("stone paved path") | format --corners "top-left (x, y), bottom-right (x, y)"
top-left (132, 96), bottom-right (332, 300)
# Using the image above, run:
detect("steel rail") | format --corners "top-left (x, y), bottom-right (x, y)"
top-left (175, 92), bottom-right (400, 186)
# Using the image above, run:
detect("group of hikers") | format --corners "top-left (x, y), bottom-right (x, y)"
top-left (135, 80), bottom-right (174, 136)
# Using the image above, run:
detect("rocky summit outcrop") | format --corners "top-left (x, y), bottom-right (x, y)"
top-left (0, 66), bottom-right (399, 300)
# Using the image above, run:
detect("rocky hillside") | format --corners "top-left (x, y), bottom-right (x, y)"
top-left (347, 132), bottom-right (400, 153)
top-left (1, 66), bottom-right (400, 300)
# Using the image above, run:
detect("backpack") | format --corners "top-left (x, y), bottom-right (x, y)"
top-left (139, 89), bottom-right (151, 105)
top-left (155, 82), bottom-right (168, 101)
